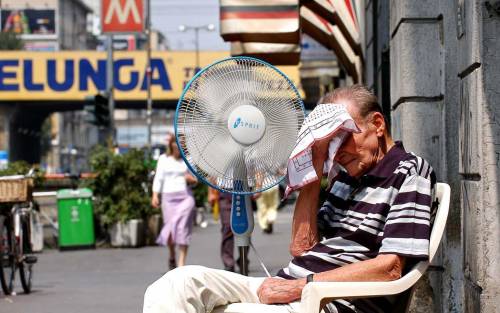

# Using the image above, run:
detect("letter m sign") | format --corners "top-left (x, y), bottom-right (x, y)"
top-left (102, 0), bottom-right (144, 33)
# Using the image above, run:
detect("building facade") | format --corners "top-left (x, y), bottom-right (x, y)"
top-left (0, 0), bottom-right (95, 171)
top-left (366, 1), bottom-right (500, 312)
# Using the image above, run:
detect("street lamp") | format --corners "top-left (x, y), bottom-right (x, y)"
top-left (178, 23), bottom-right (215, 73)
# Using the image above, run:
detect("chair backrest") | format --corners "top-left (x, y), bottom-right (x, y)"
top-left (391, 182), bottom-right (451, 313)
top-left (429, 183), bottom-right (450, 263)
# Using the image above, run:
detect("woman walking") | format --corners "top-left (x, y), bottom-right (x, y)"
top-left (152, 139), bottom-right (198, 269)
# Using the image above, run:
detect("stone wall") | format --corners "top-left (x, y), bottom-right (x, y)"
top-left (385, 0), bottom-right (500, 312)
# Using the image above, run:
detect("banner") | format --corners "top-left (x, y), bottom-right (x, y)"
top-left (0, 51), bottom-right (303, 101)
top-left (0, 9), bottom-right (56, 35)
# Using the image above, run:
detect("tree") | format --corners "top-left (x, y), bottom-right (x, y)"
top-left (0, 31), bottom-right (24, 50)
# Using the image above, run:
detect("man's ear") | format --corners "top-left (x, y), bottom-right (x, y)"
top-left (371, 112), bottom-right (386, 137)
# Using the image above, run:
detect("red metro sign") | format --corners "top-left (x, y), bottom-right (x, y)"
top-left (102, 0), bottom-right (144, 33)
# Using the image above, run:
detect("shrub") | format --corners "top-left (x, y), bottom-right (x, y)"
top-left (86, 146), bottom-right (157, 226)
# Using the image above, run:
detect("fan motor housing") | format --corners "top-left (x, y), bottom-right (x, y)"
top-left (227, 104), bottom-right (266, 145)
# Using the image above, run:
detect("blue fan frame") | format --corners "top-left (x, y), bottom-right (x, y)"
top-left (174, 56), bottom-right (305, 195)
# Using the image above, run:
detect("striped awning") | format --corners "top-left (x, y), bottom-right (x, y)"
top-left (301, 0), bottom-right (362, 56)
top-left (218, 0), bottom-right (363, 77)
top-left (231, 42), bottom-right (300, 65)
top-left (300, 6), bottom-right (361, 82)
top-left (220, 0), bottom-right (300, 44)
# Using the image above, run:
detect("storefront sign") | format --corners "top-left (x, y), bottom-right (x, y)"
top-left (0, 51), bottom-right (302, 101)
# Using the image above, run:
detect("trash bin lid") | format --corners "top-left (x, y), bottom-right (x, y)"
top-left (56, 188), bottom-right (93, 199)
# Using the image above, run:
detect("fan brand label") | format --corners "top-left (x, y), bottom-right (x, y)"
top-left (233, 117), bottom-right (260, 129)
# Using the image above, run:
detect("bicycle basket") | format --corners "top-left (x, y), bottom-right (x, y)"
top-left (0, 178), bottom-right (33, 203)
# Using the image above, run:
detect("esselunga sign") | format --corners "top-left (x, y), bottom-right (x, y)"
top-left (0, 51), bottom-right (303, 101)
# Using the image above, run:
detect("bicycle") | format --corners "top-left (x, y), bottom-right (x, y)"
top-left (0, 170), bottom-right (38, 295)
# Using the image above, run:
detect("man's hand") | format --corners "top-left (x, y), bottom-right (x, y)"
top-left (257, 277), bottom-right (306, 304)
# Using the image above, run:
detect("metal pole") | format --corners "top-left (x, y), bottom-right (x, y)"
top-left (146, 0), bottom-right (153, 151)
top-left (106, 35), bottom-right (115, 144)
top-left (194, 28), bottom-right (200, 73)
top-left (239, 246), bottom-right (248, 276)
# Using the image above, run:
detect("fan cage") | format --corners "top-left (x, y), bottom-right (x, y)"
top-left (175, 57), bottom-right (305, 194)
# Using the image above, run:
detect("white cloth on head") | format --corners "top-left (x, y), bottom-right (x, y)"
top-left (285, 103), bottom-right (359, 195)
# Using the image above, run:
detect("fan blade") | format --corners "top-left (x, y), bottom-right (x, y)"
top-left (184, 129), bottom-right (245, 189)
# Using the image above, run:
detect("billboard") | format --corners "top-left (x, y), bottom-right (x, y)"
top-left (0, 51), bottom-right (303, 101)
top-left (0, 9), bottom-right (56, 35)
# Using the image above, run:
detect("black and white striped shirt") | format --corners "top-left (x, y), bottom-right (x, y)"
top-left (277, 142), bottom-right (436, 313)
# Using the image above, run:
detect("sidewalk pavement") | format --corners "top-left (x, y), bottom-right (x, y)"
top-left (1, 205), bottom-right (294, 313)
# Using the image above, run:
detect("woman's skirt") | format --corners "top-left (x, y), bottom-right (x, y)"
top-left (156, 190), bottom-right (195, 246)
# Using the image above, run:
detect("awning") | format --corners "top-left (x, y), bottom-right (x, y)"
top-left (300, 6), bottom-right (361, 82)
top-left (231, 41), bottom-right (300, 65)
top-left (301, 0), bottom-right (362, 56)
top-left (220, 0), bottom-right (300, 44)
top-left (218, 0), bottom-right (363, 77)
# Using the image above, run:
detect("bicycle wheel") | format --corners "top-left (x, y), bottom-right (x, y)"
top-left (0, 215), bottom-right (15, 295)
top-left (18, 214), bottom-right (33, 294)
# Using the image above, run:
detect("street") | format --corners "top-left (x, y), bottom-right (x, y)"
top-left (1, 206), bottom-right (294, 313)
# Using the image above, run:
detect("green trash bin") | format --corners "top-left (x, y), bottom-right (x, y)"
top-left (57, 188), bottom-right (95, 250)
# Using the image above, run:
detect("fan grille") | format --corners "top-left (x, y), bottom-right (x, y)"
top-left (175, 57), bottom-right (304, 194)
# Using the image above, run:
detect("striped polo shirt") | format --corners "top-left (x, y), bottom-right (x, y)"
top-left (277, 141), bottom-right (436, 313)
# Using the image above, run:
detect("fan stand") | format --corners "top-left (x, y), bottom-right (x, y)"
top-left (231, 190), bottom-right (254, 276)
top-left (226, 105), bottom-right (265, 276)
top-left (239, 244), bottom-right (249, 276)
top-left (175, 58), bottom-right (305, 275)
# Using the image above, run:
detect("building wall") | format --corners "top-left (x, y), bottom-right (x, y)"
top-left (0, 0), bottom-right (94, 170)
top-left (0, 107), bottom-right (11, 151)
top-left (458, 1), bottom-right (500, 312)
top-left (384, 0), bottom-right (500, 312)
top-left (59, 0), bottom-right (90, 50)
top-left (364, 0), bottom-right (391, 126)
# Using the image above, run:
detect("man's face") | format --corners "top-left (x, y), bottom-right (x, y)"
top-left (333, 101), bottom-right (383, 178)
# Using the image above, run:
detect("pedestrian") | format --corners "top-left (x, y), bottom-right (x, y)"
top-left (143, 85), bottom-right (437, 313)
top-left (208, 187), bottom-right (249, 272)
top-left (151, 139), bottom-right (198, 270)
top-left (254, 185), bottom-right (279, 234)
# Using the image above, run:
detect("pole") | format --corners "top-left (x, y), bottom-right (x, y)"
top-left (194, 28), bottom-right (200, 73)
top-left (106, 35), bottom-right (115, 145)
top-left (146, 0), bottom-right (153, 151)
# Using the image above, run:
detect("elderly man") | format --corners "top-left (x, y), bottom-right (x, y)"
top-left (143, 85), bottom-right (436, 313)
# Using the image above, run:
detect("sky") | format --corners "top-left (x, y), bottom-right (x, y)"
top-left (84, 0), bottom-right (229, 51)
top-left (150, 0), bottom-right (229, 51)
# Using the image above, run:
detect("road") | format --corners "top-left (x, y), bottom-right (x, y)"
top-left (1, 205), bottom-right (294, 313)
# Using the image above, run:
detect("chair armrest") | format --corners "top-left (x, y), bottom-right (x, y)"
top-left (299, 261), bottom-right (428, 313)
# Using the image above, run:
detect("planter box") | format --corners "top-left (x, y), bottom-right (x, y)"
top-left (109, 219), bottom-right (144, 247)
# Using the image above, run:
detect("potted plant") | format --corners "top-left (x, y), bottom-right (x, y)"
top-left (87, 146), bottom-right (157, 247)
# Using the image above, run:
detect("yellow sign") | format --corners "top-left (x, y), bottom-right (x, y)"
top-left (0, 51), bottom-right (303, 101)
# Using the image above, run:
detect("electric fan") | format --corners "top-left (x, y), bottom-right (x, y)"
top-left (175, 57), bottom-right (304, 275)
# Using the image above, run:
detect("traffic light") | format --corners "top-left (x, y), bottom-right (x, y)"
top-left (84, 93), bottom-right (110, 128)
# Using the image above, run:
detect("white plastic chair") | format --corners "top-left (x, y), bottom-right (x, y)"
top-left (300, 182), bottom-right (451, 313)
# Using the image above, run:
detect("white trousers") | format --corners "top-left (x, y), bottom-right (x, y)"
top-left (143, 265), bottom-right (303, 313)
